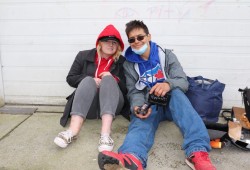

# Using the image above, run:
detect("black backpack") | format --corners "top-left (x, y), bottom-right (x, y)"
top-left (239, 87), bottom-right (250, 122)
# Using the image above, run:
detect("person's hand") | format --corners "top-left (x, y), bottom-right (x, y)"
top-left (93, 77), bottom-right (101, 88)
top-left (133, 106), bottom-right (152, 119)
top-left (149, 82), bottom-right (170, 97)
top-left (99, 72), bottom-right (111, 78)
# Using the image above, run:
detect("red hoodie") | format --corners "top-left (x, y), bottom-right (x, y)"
top-left (95, 25), bottom-right (124, 82)
top-left (96, 24), bottom-right (124, 51)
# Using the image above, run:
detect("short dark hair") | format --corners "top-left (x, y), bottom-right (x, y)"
top-left (125, 20), bottom-right (149, 37)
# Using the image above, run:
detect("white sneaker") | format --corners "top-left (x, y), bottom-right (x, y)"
top-left (98, 135), bottom-right (114, 152)
top-left (54, 130), bottom-right (75, 148)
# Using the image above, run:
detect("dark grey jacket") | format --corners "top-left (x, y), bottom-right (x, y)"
top-left (60, 48), bottom-right (130, 127)
top-left (123, 47), bottom-right (189, 112)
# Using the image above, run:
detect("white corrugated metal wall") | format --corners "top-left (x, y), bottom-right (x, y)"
top-left (0, 55), bottom-right (4, 106)
top-left (0, 0), bottom-right (250, 108)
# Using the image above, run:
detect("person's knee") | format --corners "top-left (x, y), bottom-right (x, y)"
top-left (171, 88), bottom-right (182, 95)
top-left (102, 75), bottom-right (115, 82)
top-left (82, 76), bottom-right (94, 83)
top-left (169, 88), bottom-right (191, 108)
top-left (100, 75), bottom-right (117, 89)
top-left (171, 88), bottom-right (187, 98)
top-left (76, 76), bottom-right (97, 96)
top-left (79, 76), bottom-right (95, 87)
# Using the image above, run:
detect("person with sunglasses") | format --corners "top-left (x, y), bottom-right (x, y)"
top-left (98, 20), bottom-right (216, 170)
top-left (54, 24), bottom-right (130, 152)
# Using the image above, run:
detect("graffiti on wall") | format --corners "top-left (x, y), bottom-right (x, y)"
top-left (115, 0), bottom-right (216, 20)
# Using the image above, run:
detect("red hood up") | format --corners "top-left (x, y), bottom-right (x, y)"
top-left (96, 24), bottom-right (124, 51)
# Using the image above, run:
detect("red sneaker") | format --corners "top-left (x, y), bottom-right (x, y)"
top-left (98, 151), bottom-right (143, 170)
top-left (185, 151), bottom-right (216, 170)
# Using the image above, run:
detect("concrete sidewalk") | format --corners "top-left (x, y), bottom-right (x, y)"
top-left (0, 105), bottom-right (249, 170)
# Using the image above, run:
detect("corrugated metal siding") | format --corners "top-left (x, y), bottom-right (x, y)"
top-left (0, 56), bottom-right (4, 106)
top-left (0, 0), bottom-right (250, 108)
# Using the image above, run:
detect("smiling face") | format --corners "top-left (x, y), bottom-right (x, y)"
top-left (128, 28), bottom-right (151, 59)
top-left (128, 28), bottom-right (151, 49)
top-left (99, 40), bottom-right (119, 58)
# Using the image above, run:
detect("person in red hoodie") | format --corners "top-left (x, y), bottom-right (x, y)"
top-left (54, 24), bottom-right (129, 152)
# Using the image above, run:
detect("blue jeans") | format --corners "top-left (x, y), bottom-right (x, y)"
top-left (118, 88), bottom-right (211, 168)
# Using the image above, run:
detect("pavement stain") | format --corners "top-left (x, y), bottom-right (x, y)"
top-left (112, 125), bottom-right (128, 134)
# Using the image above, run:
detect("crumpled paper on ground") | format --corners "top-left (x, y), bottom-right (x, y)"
top-left (228, 121), bottom-right (242, 141)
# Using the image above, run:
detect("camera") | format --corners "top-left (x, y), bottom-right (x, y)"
top-left (137, 103), bottom-right (151, 115)
top-left (148, 93), bottom-right (171, 106)
top-left (137, 92), bottom-right (171, 115)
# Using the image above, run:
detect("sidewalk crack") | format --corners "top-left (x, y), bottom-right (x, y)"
top-left (0, 114), bottom-right (33, 141)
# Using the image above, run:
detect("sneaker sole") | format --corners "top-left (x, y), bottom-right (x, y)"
top-left (98, 153), bottom-right (128, 170)
top-left (54, 137), bottom-right (68, 148)
top-left (98, 145), bottom-right (114, 152)
top-left (185, 158), bottom-right (195, 170)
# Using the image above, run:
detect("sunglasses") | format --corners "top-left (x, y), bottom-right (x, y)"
top-left (128, 34), bottom-right (147, 43)
top-left (101, 40), bottom-right (118, 46)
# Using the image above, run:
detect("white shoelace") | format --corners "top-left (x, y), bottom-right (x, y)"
top-left (99, 135), bottom-right (114, 146)
top-left (58, 130), bottom-right (74, 144)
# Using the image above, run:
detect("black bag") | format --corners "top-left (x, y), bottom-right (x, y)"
top-left (186, 76), bottom-right (225, 122)
top-left (239, 87), bottom-right (250, 122)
